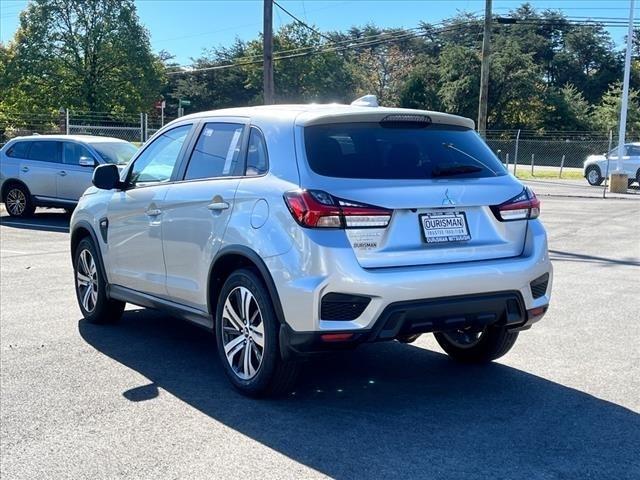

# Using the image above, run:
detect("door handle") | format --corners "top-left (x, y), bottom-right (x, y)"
top-left (146, 208), bottom-right (162, 217)
top-left (21, 166), bottom-right (29, 173)
top-left (207, 201), bottom-right (230, 211)
top-left (58, 170), bottom-right (67, 177)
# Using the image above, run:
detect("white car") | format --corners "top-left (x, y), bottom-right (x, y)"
top-left (70, 99), bottom-right (552, 396)
top-left (583, 143), bottom-right (640, 186)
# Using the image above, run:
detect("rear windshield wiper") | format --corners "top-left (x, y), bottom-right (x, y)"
top-left (442, 143), bottom-right (499, 176)
top-left (432, 165), bottom-right (484, 177)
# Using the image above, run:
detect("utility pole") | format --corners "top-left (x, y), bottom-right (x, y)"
top-left (610, 0), bottom-right (635, 193)
top-left (263, 0), bottom-right (275, 105)
top-left (477, 0), bottom-right (492, 137)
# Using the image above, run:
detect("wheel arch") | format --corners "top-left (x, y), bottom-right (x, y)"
top-left (70, 221), bottom-right (108, 282)
top-left (1, 178), bottom-right (30, 201)
top-left (208, 246), bottom-right (286, 326)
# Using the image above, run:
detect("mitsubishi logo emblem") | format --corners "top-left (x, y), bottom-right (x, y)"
top-left (442, 189), bottom-right (456, 206)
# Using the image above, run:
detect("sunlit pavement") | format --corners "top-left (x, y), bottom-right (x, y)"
top-left (1, 198), bottom-right (639, 479)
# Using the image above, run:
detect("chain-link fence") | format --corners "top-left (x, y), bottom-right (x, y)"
top-left (484, 130), bottom-right (640, 179)
top-left (0, 109), bottom-right (174, 147)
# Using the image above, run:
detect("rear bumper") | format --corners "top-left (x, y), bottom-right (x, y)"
top-left (280, 291), bottom-right (548, 357)
top-left (267, 219), bottom-right (552, 333)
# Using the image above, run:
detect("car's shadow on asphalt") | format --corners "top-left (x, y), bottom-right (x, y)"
top-left (0, 210), bottom-right (70, 232)
top-left (79, 309), bottom-right (640, 479)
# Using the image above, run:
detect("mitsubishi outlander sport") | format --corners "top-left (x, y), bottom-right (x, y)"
top-left (69, 99), bottom-right (552, 396)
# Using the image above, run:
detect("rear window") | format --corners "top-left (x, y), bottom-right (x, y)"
top-left (304, 123), bottom-right (506, 179)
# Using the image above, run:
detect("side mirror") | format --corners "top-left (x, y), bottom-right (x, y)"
top-left (92, 164), bottom-right (121, 190)
top-left (79, 156), bottom-right (96, 167)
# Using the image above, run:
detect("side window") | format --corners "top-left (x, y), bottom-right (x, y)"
top-left (63, 142), bottom-right (94, 165)
top-left (27, 141), bottom-right (60, 163)
top-left (128, 125), bottom-right (191, 187)
top-left (246, 127), bottom-right (269, 176)
top-left (6, 142), bottom-right (30, 158)
top-left (184, 123), bottom-right (244, 180)
top-left (627, 146), bottom-right (640, 156)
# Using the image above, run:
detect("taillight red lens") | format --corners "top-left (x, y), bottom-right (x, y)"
top-left (284, 190), bottom-right (391, 229)
top-left (493, 187), bottom-right (540, 221)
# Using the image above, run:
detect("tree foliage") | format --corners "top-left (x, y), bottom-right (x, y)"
top-left (1, 1), bottom-right (638, 135)
top-left (1, 0), bottom-right (163, 113)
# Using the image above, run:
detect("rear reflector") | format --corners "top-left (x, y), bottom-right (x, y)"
top-left (492, 187), bottom-right (540, 221)
top-left (527, 306), bottom-right (548, 322)
top-left (320, 333), bottom-right (355, 342)
top-left (284, 190), bottom-right (391, 229)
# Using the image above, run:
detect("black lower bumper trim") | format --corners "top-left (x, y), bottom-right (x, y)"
top-left (280, 291), bottom-right (529, 358)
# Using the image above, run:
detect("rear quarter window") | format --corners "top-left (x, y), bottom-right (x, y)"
top-left (304, 122), bottom-right (506, 180)
top-left (6, 142), bottom-right (31, 158)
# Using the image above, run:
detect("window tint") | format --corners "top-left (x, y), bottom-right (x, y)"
top-left (304, 123), bottom-right (506, 179)
top-left (63, 142), bottom-right (94, 165)
top-left (185, 123), bottom-right (244, 180)
top-left (129, 125), bottom-right (191, 187)
top-left (27, 141), bottom-right (60, 163)
top-left (6, 142), bottom-right (30, 158)
top-left (246, 128), bottom-right (269, 176)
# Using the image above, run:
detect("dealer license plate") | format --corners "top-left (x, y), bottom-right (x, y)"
top-left (420, 211), bottom-right (471, 244)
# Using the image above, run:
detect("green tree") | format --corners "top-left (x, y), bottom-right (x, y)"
top-left (591, 82), bottom-right (640, 135)
top-left (3, 0), bottom-right (163, 113)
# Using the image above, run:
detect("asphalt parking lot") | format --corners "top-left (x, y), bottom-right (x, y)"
top-left (1, 196), bottom-right (639, 480)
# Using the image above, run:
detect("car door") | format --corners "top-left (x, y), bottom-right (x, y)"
top-left (19, 140), bottom-right (61, 199)
top-left (624, 145), bottom-right (640, 178)
top-left (161, 120), bottom-right (247, 309)
top-left (107, 123), bottom-right (194, 296)
top-left (58, 141), bottom-right (97, 200)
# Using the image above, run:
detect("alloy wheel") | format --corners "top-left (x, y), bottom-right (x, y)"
top-left (587, 169), bottom-right (600, 185)
top-left (76, 249), bottom-right (98, 313)
top-left (221, 286), bottom-right (265, 380)
top-left (6, 188), bottom-right (26, 216)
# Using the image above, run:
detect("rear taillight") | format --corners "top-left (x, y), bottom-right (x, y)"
top-left (283, 190), bottom-right (392, 229)
top-left (492, 187), bottom-right (540, 222)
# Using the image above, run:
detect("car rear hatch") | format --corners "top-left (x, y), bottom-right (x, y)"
top-left (290, 111), bottom-right (538, 269)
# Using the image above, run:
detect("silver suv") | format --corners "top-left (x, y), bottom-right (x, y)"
top-left (1, 135), bottom-right (137, 217)
top-left (70, 102), bottom-right (552, 396)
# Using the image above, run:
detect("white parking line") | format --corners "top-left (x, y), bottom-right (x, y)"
top-left (0, 222), bottom-right (68, 231)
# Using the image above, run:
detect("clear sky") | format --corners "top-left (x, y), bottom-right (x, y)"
top-left (1, 0), bottom-right (638, 65)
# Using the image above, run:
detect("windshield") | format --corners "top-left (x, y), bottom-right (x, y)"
top-left (90, 142), bottom-right (138, 165)
top-left (304, 123), bottom-right (506, 179)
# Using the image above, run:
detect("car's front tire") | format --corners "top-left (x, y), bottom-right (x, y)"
top-left (434, 325), bottom-right (519, 363)
top-left (215, 268), bottom-right (299, 397)
top-left (74, 237), bottom-right (125, 324)
top-left (3, 183), bottom-right (35, 218)
top-left (585, 165), bottom-right (603, 186)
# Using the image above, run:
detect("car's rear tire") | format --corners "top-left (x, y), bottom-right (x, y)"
top-left (215, 268), bottom-right (299, 397)
top-left (434, 325), bottom-right (519, 363)
top-left (585, 166), bottom-right (603, 186)
top-left (74, 237), bottom-right (125, 324)
top-left (636, 169), bottom-right (640, 186)
top-left (3, 183), bottom-right (35, 218)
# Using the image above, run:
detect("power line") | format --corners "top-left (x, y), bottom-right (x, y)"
top-left (272, 0), bottom-right (334, 42)
top-left (166, 24), bottom-right (433, 72)
top-left (166, 22), bottom-right (476, 76)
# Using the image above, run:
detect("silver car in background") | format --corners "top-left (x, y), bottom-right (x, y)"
top-left (70, 101), bottom-right (552, 397)
top-left (0, 135), bottom-right (137, 217)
